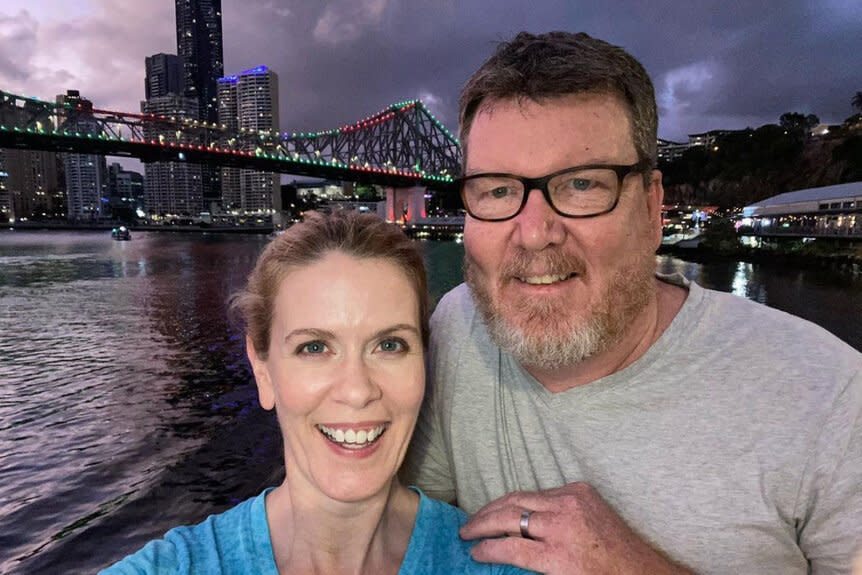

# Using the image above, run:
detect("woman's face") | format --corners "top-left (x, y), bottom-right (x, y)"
top-left (247, 251), bottom-right (425, 503)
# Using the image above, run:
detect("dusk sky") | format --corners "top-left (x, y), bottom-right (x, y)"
top-left (1, 0), bottom-right (860, 147)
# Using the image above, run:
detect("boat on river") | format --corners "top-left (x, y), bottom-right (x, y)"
top-left (111, 226), bottom-right (131, 241)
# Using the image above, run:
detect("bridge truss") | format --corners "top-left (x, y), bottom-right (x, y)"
top-left (0, 90), bottom-right (460, 188)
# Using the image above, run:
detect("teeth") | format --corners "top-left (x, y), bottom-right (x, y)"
top-left (521, 274), bottom-right (570, 285)
top-left (318, 424), bottom-right (387, 448)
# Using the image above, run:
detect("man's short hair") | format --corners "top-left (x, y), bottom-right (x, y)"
top-left (459, 31), bottom-right (658, 169)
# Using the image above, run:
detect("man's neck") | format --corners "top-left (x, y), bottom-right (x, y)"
top-left (525, 279), bottom-right (688, 393)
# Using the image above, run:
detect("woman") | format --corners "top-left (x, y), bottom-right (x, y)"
top-left (100, 211), bottom-right (531, 574)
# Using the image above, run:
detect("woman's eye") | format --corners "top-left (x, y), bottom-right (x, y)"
top-left (377, 338), bottom-right (407, 353)
top-left (297, 341), bottom-right (328, 355)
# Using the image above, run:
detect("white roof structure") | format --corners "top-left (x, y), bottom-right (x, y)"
top-left (742, 181), bottom-right (862, 217)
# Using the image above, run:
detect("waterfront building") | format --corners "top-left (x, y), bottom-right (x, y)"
top-left (740, 181), bottom-right (862, 238)
top-left (293, 180), bottom-right (355, 201)
top-left (140, 95), bottom-right (203, 218)
top-left (145, 53), bottom-right (183, 100)
top-left (217, 65), bottom-right (279, 215)
top-left (55, 90), bottom-right (107, 221)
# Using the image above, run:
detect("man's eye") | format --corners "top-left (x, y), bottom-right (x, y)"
top-left (488, 186), bottom-right (512, 199)
top-left (564, 177), bottom-right (592, 191)
top-left (377, 338), bottom-right (407, 353)
top-left (297, 341), bottom-right (328, 355)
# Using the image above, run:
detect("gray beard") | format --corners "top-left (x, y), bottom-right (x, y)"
top-left (464, 251), bottom-right (654, 371)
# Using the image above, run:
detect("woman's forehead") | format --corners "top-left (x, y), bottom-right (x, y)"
top-left (272, 253), bottom-right (419, 331)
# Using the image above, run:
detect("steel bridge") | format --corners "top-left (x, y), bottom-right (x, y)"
top-left (0, 90), bottom-right (460, 188)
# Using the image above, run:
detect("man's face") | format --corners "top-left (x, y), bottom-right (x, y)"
top-left (462, 93), bottom-right (664, 371)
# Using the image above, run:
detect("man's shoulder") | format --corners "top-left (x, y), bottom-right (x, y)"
top-left (432, 283), bottom-right (477, 327)
top-left (430, 283), bottom-right (489, 357)
top-left (679, 282), bottom-right (860, 398)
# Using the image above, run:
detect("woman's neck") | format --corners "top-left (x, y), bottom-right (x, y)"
top-left (265, 475), bottom-right (419, 575)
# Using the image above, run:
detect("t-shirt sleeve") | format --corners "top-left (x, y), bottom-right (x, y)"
top-left (97, 536), bottom-right (185, 575)
top-left (796, 369), bottom-right (862, 575)
top-left (402, 291), bottom-right (459, 503)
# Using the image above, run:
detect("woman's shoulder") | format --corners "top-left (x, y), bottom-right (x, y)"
top-left (98, 489), bottom-right (277, 575)
top-left (401, 488), bottom-right (535, 575)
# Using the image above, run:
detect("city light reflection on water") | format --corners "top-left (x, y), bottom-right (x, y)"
top-left (0, 231), bottom-right (858, 574)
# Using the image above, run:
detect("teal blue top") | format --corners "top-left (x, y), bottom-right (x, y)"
top-left (99, 488), bottom-right (533, 574)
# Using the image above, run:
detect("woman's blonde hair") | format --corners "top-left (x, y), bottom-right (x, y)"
top-left (231, 211), bottom-right (429, 359)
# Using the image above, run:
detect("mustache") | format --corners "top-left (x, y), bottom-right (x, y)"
top-left (500, 248), bottom-right (586, 278)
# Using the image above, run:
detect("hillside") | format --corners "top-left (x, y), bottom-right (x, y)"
top-left (661, 123), bottom-right (862, 208)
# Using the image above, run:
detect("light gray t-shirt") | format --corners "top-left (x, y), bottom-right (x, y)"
top-left (404, 276), bottom-right (862, 575)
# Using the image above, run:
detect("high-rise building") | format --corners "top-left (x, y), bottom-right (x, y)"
top-left (107, 162), bottom-right (145, 216)
top-left (176, 0), bottom-right (223, 124)
top-left (216, 76), bottom-right (239, 211)
top-left (55, 90), bottom-right (108, 221)
top-left (144, 52), bottom-right (203, 218)
top-left (141, 94), bottom-right (203, 218)
top-left (4, 149), bottom-right (64, 221)
top-left (217, 65), bottom-right (279, 214)
top-left (145, 53), bottom-right (183, 100)
top-left (0, 100), bottom-right (65, 222)
top-left (175, 0), bottom-right (224, 208)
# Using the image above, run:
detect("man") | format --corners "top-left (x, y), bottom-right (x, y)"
top-left (404, 31), bottom-right (861, 575)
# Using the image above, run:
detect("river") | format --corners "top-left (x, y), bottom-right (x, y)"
top-left (0, 230), bottom-right (859, 574)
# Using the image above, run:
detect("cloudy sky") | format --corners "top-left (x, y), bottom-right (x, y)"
top-left (1, 0), bottom-right (860, 146)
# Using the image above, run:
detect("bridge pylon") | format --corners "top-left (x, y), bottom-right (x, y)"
top-left (386, 186), bottom-right (427, 224)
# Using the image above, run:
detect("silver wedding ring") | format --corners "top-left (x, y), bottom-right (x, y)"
top-left (519, 509), bottom-right (534, 539)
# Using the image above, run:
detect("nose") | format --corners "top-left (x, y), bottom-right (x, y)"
top-left (332, 355), bottom-right (381, 409)
top-left (513, 187), bottom-right (566, 251)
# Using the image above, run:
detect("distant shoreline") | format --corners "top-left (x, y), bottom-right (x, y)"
top-left (3, 222), bottom-right (274, 234)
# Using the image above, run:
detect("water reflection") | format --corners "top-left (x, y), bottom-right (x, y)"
top-left (656, 254), bottom-right (860, 349)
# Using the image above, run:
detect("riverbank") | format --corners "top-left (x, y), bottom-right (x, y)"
top-left (658, 242), bottom-right (862, 274)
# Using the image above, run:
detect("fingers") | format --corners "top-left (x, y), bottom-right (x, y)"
top-left (470, 535), bottom-right (550, 573)
top-left (461, 484), bottom-right (589, 540)
top-left (470, 483), bottom-right (588, 517)
top-left (461, 503), bottom-right (544, 540)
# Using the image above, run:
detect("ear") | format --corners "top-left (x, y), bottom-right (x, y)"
top-left (645, 169), bottom-right (665, 251)
top-left (247, 335), bottom-right (276, 411)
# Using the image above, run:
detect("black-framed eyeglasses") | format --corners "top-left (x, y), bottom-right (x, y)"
top-left (457, 160), bottom-right (653, 222)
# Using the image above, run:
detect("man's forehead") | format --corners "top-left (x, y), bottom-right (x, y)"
top-left (464, 93), bottom-right (637, 172)
top-left (471, 91), bottom-right (630, 122)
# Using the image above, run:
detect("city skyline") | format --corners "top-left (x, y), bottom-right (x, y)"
top-left (0, 1), bottom-right (860, 144)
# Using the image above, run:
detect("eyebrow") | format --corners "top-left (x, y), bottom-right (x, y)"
top-left (283, 324), bottom-right (421, 340)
